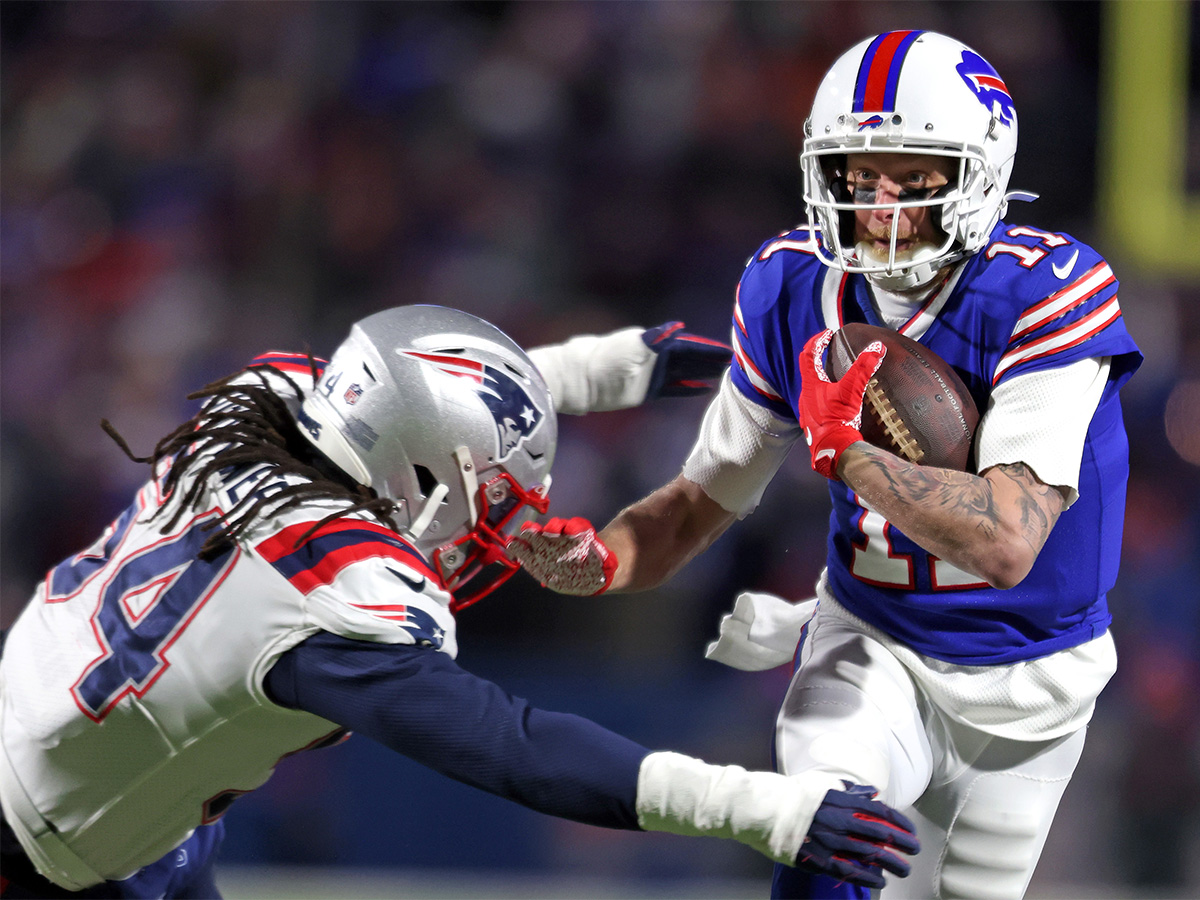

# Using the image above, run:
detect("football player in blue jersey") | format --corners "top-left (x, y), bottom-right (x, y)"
top-left (0, 305), bottom-right (918, 899)
top-left (511, 30), bottom-right (1141, 900)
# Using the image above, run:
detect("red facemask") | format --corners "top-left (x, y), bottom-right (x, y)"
top-left (434, 473), bottom-right (550, 612)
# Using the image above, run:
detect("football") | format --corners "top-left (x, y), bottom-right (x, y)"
top-left (826, 323), bottom-right (979, 471)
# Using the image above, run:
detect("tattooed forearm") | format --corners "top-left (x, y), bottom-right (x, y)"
top-left (860, 446), bottom-right (995, 520)
top-left (838, 444), bottom-right (1067, 588)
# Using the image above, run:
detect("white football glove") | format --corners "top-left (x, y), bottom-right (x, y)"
top-left (506, 517), bottom-right (617, 596)
top-left (636, 752), bottom-right (919, 889)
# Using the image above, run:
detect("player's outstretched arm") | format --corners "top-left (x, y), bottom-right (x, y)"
top-left (265, 632), bottom-right (917, 888)
top-left (508, 474), bottom-right (735, 595)
top-left (527, 321), bottom-right (731, 415)
top-left (639, 753), bottom-right (918, 890)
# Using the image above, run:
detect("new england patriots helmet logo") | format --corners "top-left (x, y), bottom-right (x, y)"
top-left (399, 350), bottom-right (546, 462)
top-left (956, 50), bottom-right (1015, 127)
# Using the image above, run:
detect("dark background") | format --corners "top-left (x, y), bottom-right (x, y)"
top-left (2, 1), bottom-right (1198, 894)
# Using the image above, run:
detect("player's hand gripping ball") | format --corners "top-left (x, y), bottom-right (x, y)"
top-left (811, 326), bottom-right (979, 480)
top-left (797, 329), bottom-right (888, 479)
top-left (506, 517), bottom-right (617, 596)
top-left (825, 323), bottom-right (979, 471)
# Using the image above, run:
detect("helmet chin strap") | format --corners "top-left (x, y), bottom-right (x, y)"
top-left (855, 241), bottom-right (947, 292)
top-left (407, 481), bottom-right (450, 541)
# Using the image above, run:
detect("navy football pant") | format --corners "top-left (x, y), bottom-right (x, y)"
top-left (0, 813), bottom-right (224, 899)
top-left (772, 865), bottom-right (870, 899)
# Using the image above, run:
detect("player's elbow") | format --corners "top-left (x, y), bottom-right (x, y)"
top-left (974, 539), bottom-right (1038, 590)
top-left (983, 564), bottom-right (1031, 592)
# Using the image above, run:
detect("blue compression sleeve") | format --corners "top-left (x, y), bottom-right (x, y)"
top-left (265, 631), bottom-right (648, 830)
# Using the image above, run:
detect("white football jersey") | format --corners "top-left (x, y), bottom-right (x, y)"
top-left (0, 421), bottom-right (457, 888)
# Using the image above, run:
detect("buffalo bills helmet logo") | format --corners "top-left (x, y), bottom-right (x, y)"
top-left (400, 350), bottom-right (546, 461)
top-left (956, 50), bottom-right (1015, 126)
top-left (858, 114), bottom-right (885, 131)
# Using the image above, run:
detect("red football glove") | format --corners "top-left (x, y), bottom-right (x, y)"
top-left (797, 329), bottom-right (886, 480)
top-left (506, 517), bottom-right (617, 596)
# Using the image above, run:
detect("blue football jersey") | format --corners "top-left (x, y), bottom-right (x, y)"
top-left (729, 222), bottom-right (1142, 664)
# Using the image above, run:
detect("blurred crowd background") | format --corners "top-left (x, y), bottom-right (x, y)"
top-left (3, 1), bottom-right (1198, 896)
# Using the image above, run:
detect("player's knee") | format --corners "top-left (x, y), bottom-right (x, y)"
top-left (935, 790), bottom-right (1047, 900)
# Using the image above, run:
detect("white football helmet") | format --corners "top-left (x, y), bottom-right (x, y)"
top-left (801, 30), bottom-right (1026, 290)
top-left (295, 305), bottom-right (556, 609)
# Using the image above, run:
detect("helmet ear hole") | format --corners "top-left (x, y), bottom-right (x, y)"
top-left (413, 464), bottom-right (441, 501)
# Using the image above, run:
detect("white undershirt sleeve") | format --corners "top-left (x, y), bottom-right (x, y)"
top-left (975, 357), bottom-right (1110, 508)
top-left (527, 328), bottom-right (654, 415)
top-left (682, 373), bottom-right (802, 517)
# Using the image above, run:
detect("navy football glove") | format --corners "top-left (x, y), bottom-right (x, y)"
top-left (794, 782), bottom-right (920, 890)
top-left (643, 321), bottom-right (732, 400)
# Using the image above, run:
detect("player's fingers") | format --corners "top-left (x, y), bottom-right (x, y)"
top-left (871, 847), bottom-right (914, 878)
top-left (859, 340), bottom-right (887, 378)
top-left (643, 321), bottom-right (686, 346)
top-left (819, 795), bottom-right (919, 854)
top-left (813, 841), bottom-right (909, 884)
top-left (823, 834), bottom-right (914, 878)
top-left (676, 337), bottom-right (734, 364)
top-left (505, 534), bottom-right (541, 564)
top-left (508, 521), bottom-right (562, 563)
top-left (538, 517), bottom-right (572, 538)
top-left (518, 517), bottom-right (582, 540)
top-left (828, 857), bottom-right (888, 890)
top-left (850, 813), bottom-right (920, 855)
top-left (556, 517), bottom-right (597, 538)
top-left (841, 342), bottom-right (886, 395)
top-left (826, 788), bottom-right (918, 835)
top-left (800, 329), bottom-right (836, 384)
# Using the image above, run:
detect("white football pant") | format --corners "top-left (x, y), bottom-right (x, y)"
top-left (775, 609), bottom-right (1086, 900)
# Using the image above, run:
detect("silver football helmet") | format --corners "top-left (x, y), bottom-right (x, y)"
top-left (801, 30), bottom-right (1027, 290)
top-left (295, 305), bottom-right (556, 609)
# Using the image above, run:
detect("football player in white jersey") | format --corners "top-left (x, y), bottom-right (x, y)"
top-left (0, 305), bottom-right (918, 898)
top-left (510, 31), bottom-right (1142, 900)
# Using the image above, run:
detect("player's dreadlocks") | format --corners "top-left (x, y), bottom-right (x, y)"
top-left (103, 363), bottom-right (400, 560)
